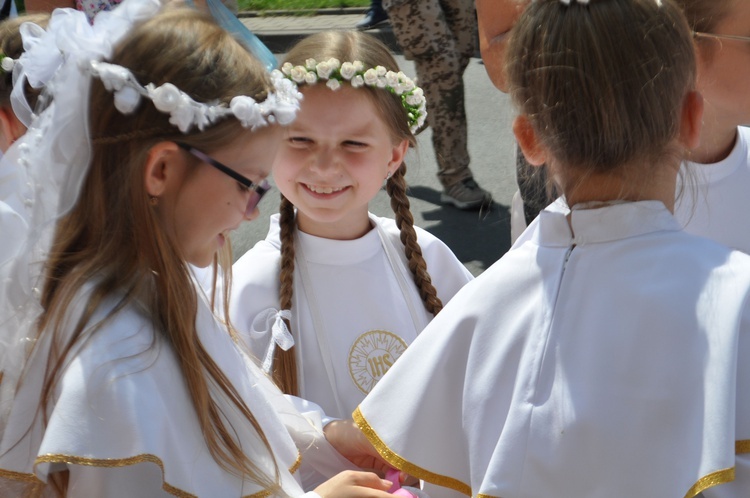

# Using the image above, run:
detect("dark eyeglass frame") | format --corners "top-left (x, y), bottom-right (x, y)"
top-left (693, 31), bottom-right (750, 45)
top-left (176, 142), bottom-right (271, 211)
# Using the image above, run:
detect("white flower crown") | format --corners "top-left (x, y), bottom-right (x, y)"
top-left (89, 60), bottom-right (303, 133)
top-left (276, 58), bottom-right (427, 134)
top-left (0, 53), bottom-right (15, 74)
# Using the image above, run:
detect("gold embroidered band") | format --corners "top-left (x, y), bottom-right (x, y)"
top-left (683, 467), bottom-right (735, 498)
top-left (0, 450), bottom-right (302, 498)
top-left (353, 407), bottom-right (472, 496)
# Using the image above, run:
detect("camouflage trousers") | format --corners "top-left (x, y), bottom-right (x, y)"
top-left (384, 0), bottom-right (476, 188)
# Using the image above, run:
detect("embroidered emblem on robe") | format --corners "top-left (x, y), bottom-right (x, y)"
top-left (348, 330), bottom-right (407, 394)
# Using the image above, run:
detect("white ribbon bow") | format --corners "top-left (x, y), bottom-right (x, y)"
top-left (251, 308), bottom-right (294, 373)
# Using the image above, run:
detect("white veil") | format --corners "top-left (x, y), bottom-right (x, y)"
top-left (0, 0), bottom-right (161, 436)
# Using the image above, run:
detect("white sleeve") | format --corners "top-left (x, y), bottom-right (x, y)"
top-left (66, 462), bottom-right (173, 498)
top-left (285, 394), bottom-right (341, 430)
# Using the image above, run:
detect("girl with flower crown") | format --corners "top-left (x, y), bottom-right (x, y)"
top-left (354, 0), bottom-right (750, 496)
top-left (229, 30), bottom-right (472, 452)
top-left (0, 2), bottom-right (402, 496)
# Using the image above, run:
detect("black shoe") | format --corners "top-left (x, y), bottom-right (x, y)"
top-left (441, 178), bottom-right (493, 210)
top-left (355, 9), bottom-right (389, 30)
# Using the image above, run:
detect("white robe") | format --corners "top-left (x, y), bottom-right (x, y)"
top-left (231, 213), bottom-right (473, 420)
top-left (356, 201), bottom-right (750, 498)
top-left (0, 278), bottom-right (351, 497)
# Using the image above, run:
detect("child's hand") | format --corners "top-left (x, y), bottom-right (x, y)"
top-left (324, 419), bottom-right (392, 474)
top-left (314, 470), bottom-right (394, 498)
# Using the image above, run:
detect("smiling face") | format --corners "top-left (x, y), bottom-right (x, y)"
top-left (169, 126), bottom-right (280, 267)
top-left (273, 84), bottom-right (408, 240)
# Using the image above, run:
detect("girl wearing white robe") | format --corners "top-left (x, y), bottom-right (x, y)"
top-left (230, 31), bottom-right (472, 427)
top-left (354, 0), bottom-right (750, 496)
top-left (0, 3), bottom-right (396, 496)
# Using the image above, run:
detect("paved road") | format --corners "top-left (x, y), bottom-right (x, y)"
top-left (233, 17), bottom-right (519, 276)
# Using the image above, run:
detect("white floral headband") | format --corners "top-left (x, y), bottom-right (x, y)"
top-left (276, 58), bottom-right (427, 134)
top-left (89, 60), bottom-right (303, 132)
top-left (0, 53), bottom-right (15, 74)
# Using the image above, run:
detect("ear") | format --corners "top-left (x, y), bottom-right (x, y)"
top-left (387, 138), bottom-right (410, 177)
top-left (513, 115), bottom-right (547, 166)
top-left (678, 90), bottom-right (704, 150)
top-left (143, 141), bottom-right (183, 198)
top-left (0, 106), bottom-right (25, 153)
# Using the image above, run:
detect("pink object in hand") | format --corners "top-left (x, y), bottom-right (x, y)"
top-left (393, 490), bottom-right (415, 497)
top-left (386, 469), bottom-right (416, 498)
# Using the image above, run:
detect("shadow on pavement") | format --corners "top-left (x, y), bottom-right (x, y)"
top-left (406, 186), bottom-right (511, 275)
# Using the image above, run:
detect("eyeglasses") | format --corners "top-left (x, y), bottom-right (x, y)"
top-left (693, 31), bottom-right (750, 45)
top-left (176, 142), bottom-right (271, 214)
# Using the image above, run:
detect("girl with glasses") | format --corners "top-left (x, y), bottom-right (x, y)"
top-left (0, 1), bottom-right (398, 496)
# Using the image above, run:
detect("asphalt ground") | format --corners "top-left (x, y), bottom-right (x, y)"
top-left (233, 12), bottom-right (519, 276)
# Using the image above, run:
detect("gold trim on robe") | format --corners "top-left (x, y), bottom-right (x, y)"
top-left (683, 467), bottom-right (735, 498)
top-left (353, 407), bottom-right (472, 496)
top-left (0, 450), bottom-right (303, 498)
top-left (355, 405), bottom-right (748, 498)
top-left (737, 440), bottom-right (750, 454)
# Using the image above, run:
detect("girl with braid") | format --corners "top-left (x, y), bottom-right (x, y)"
top-left (0, 4), bottom-right (401, 495)
top-left (230, 31), bottom-right (472, 422)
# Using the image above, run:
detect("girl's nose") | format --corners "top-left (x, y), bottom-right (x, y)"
top-left (310, 148), bottom-right (338, 173)
top-left (244, 205), bottom-right (260, 222)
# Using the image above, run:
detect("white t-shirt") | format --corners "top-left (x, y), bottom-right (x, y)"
top-left (230, 213), bottom-right (473, 420)
top-left (675, 126), bottom-right (750, 253)
top-left (357, 201), bottom-right (750, 498)
top-left (0, 279), bottom-right (343, 497)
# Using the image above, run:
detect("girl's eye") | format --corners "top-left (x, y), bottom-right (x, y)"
top-left (343, 140), bottom-right (367, 148)
top-left (289, 137), bottom-right (311, 146)
top-left (238, 182), bottom-right (250, 193)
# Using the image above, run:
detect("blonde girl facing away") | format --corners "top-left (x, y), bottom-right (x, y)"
top-left (230, 31), bottom-right (472, 421)
top-left (355, 0), bottom-right (750, 496)
top-left (671, 0), bottom-right (750, 252)
top-left (0, 2), bottom-right (400, 497)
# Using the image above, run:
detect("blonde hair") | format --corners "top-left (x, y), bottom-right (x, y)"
top-left (34, 8), bottom-right (281, 496)
top-left (272, 31), bottom-right (443, 395)
top-left (507, 0), bottom-right (696, 190)
top-left (0, 13), bottom-right (50, 109)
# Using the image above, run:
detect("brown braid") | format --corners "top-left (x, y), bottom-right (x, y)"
top-left (272, 194), bottom-right (300, 395)
top-left (386, 163), bottom-right (443, 316)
